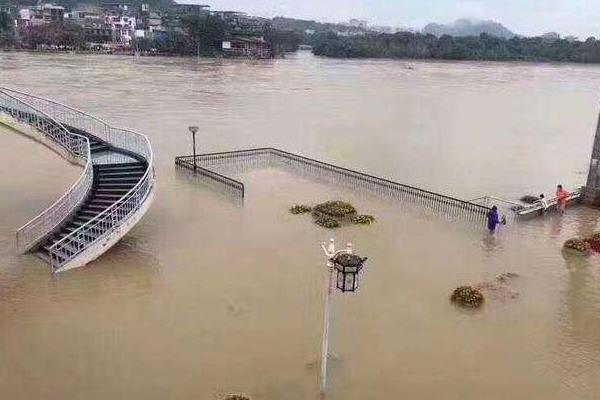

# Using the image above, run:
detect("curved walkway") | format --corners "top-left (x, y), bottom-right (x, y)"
top-left (0, 87), bottom-right (155, 273)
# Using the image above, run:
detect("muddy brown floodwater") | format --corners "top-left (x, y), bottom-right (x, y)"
top-left (1, 52), bottom-right (600, 400)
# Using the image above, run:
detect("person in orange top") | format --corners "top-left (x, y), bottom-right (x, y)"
top-left (556, 184), bottom-right (569, 214)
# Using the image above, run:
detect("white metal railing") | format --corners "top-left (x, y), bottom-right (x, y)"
top-left (469, 188), bottom-right (583, 221)
top-left (0, 87), bottom-right (154, 272)
top-left (0, 88), bottom-right (93, 254)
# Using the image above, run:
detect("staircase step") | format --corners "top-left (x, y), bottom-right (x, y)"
top-left (97, 177), bottom-right (140, 184)
top-left (92, 188), bottom-right (130, 196)
top-left (95, 162), bottom-right (145, 170)
top-left (89, 193), bottom-right (126, 201)
top-left (95, 183), bottom-right (136, 189)
top-left (55, 227), bottom-right (96, 242)
top-left (82, 203), bottom-right (113, 212)
top-left (95, 170), bottom-right (145, 178)
top-left (77, 210), bottom-right (103, 219)
top-left (95, 166), bottom-right (145, 174)
top-left (90, 146), bottom-right (110, 153)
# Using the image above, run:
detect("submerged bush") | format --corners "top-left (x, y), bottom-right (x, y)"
top-left (451, 286), bottom-right (484, 308)
top-left (314, 214), bottom-right (341, 229)
top-left (288, 200), bottom-right (375, 229)
top-left (223, 395), bottom-right (250, 400)
top-left (313, 200), bottom-right (357, 218)
top-left (563, 238), bottom-right (591, 254)
top-left (351, 214), bottom-right (376, 225)
top-left (289, 204), bottom-right (312, 214)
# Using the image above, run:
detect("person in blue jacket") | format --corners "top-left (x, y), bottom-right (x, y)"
top-left (486, 206), bottom-right (503, 233)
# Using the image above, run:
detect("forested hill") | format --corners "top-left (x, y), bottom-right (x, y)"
top-left (312, 32), bottom-right (600, 63)
top-left (423, 19), bottom-right (515, 39)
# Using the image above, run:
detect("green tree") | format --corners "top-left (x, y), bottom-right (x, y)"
top-left (181, 13), bottom-right (226, 55)
top-left (0, 11), bottom-right (15, 48)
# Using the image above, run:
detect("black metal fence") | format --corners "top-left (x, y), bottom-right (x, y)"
top-left (175, 156), bottom-right (245, 198)
top-left (175, 148), bottom-right (491, 223)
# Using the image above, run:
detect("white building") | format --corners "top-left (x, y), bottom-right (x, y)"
top-left (106, 15), bottom-right (137, 45)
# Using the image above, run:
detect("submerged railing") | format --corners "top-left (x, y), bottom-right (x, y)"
top-left (176, 148), bottom-right (491, 223)
top-left (470, 189), bottom-right (584, 220)
top-left (0, 87), bottom-right (154, 272)
top-left (0, 88), bottom-right (93, 253)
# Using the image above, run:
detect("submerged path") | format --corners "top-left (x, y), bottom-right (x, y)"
top-left (0, 87), bottom-right (155, 273)
top-left (175, 148), bottom-right (491, 224)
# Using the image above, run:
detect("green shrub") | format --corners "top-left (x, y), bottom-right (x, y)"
top-left (289, 204), bottom-right (312, 214)
top-left (314, 214), bottom-right (341, 229)
top-left (564, 238), bottom-right (591, 253)
top-left (351, 214), bottom-right (376, 225)
top-left (451, 286), bottom-right (484, 308)
top-left (313, 201), bottom-right (357, 218)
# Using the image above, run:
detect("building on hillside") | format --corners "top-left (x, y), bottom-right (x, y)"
top-left (30, 4), bottom-right (65, 25)
top-left (84, 25), bottom-right (113, 44)
top-left (160, 3), bottom-right (209, 31)
top-left (69, 5), bottom-right (103, 25)
top-left (16, 9), bottom-right (33, 27)
top-left (102, 3), bottom-right (132, 15)
top-left (169, 3), bottom-right (210, 15)
top-left (222, 36), bottom-right (272, 59)
top-left (214, 11), bottom-right (269, 36)
top-left (105, 14), bottom-right (136, 45)
top-left (138, 11), bottom-right (162, 32)
top-left (0, 4), bottom-right (17, 16)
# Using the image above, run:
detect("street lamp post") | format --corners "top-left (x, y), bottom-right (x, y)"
top-left (188, 126), bottom-right (199, 171)
top-left (319, 238), bottom-right (367, 396)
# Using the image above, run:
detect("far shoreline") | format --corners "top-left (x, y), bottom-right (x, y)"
top-left (3, 48), bottom-right (600, 67)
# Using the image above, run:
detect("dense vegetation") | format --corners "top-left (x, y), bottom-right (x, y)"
top-left (134, 13), bottom-right (227, 55)
top-left (312, 32), bottom-right (600, 63)
top-left (0, 11), bottom-right (15, 47)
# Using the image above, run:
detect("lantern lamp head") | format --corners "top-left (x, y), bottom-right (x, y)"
top-left (188, 126), bottom-right (199, 134)
top-left (331, 253), bottom-right (367, 293)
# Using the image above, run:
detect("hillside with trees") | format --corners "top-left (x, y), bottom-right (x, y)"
top-left (423, 18), bottom-right (515, 39)
top-left (312, 32), bottom-right (600, 62)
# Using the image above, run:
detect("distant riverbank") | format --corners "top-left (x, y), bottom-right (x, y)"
top-left (0, 47), bottom-right (286, 59)
top-left (312, 32), bottom-right (600, 63)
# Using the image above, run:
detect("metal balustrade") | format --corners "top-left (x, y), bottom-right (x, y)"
top-left (0, 87), bottom-right (154, 272)
top-left (175, 148), bottom-right (491, 223)
top-left (0, 89), bottom-right (93, 254)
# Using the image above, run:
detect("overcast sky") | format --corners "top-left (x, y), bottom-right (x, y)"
top-left (194, 0), bottom-right (599, 38)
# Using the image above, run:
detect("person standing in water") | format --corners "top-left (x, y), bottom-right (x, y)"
top-left (539, 194), bottom-right (549, 214)
top-left (556, 185), bottom-right (570, 214)
top-left (486, 206), bottom-right (502, 233)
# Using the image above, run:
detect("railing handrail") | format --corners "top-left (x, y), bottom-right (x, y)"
top-left (179, 147), bottom-right (490, 213)
top-left (0, 88), bottom-right (93, 253)
top-left (175, 156), bottom-right (245, 194)
top-left (0, 87), bottom-right (152, 155)
top-left (50, 144), bottom-right (153, 253)
top-left (1, 86), bottom-right (154, 271)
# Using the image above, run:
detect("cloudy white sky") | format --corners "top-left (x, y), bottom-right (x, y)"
top-left (193, 0), bottom-right (599, 38)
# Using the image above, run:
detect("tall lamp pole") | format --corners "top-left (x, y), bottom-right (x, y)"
top-left (319, 238), bottom-right (367, 396)
top-left (188, 126), bottom-right (199, 171)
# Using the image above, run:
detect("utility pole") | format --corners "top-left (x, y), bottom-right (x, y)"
top-left (585, 110), bottom-right (600, 204)
top-left (188, 126), bottom-right (199, 171)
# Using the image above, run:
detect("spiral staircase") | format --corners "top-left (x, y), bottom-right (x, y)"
top-left (0, 87), bottom-right (155, 273)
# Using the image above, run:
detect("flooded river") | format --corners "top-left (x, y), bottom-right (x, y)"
top-left (1, 52), bottom-right (600, 399)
